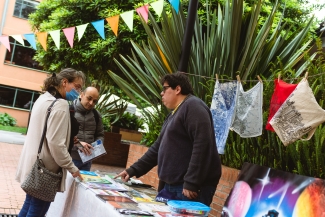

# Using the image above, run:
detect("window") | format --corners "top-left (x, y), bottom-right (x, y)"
top-left (4, 37), bottom-right (43, 70)
top-left (0, 85), bottom-right (40, 110)
top-left (13, 0), bottom-right (39, 19)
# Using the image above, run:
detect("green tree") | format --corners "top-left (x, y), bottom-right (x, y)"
top-left (28, 0), bottom-right (151, 80)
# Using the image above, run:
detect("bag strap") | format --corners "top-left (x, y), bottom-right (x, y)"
top-left (37, 99), bottom-right (58, 155)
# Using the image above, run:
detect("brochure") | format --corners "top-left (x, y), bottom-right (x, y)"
top-left (117, 208), bottom-right (154, 216)
top-left (96, 195), bottom-right (136, 203)
top-left (125, 189), bottom-right (156, 203)
top-left (79, 170), bottom-right (98, 176)
top-left (78, 139), bottom-right (106, 163)
top-left (81, 174), bottom-right (111, 184)
top-left (108, 201), bottom-right (140, 210)
top-left (137, 203), bottom-right (170, 212)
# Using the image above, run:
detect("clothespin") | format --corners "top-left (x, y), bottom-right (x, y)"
top-left (257, 75), bottom-right (263, 83)
top-left (278, 74), bottom-right (281, 82)
top-left (236, 75), bottom-right (241, 83)
top-left (215, 74), bottom-right (218, 80)
top-left (304, 71), bottom-right (308, 80)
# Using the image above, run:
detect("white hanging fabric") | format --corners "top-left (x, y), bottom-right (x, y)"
top-left (210, 80), bottom-right (239, 154)
top-left (270, 78), bottom-right (325, 146)
top-left (230, 81), bottom-right (263, 138)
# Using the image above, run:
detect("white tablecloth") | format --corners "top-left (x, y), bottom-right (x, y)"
top-left (46, 173), bottom-right (121, 217)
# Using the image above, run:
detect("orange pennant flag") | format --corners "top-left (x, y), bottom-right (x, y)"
top-left (36, 32), bottom-right (48, 51)
top-left (106, 15), bottom-right (119, 37)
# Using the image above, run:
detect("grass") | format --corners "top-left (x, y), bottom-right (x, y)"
top-left (0, 125), bottom-right (27, 134)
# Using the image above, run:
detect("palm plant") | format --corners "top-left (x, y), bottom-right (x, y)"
top-left (108, 0), bottom-right (315, 141)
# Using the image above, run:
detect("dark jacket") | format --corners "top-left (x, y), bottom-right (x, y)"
top-left (126, 95), bottom-right (222, 192)
top-left (70, 99), bottom-right (104, 160)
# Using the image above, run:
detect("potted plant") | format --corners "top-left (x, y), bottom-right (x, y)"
top-left (110, 112), bottom-right (145, 143)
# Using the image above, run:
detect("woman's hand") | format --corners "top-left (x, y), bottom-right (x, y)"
top-left (71, 170), bottom-right (83, 181)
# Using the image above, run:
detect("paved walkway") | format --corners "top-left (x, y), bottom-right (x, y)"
top-left (0, 132), bottom-right (125, 215)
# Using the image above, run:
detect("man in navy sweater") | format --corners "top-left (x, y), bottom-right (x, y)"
top-left (115, 72), bottom-right (221, 206)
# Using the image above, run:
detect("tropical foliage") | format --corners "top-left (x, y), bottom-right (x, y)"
top-left (107, 0), bottom-right (325, 178)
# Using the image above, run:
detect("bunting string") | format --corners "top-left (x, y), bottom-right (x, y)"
top-left (182, 72), bottom-right (325, 83)
top-left (0, 0), bottom-right (177, 51)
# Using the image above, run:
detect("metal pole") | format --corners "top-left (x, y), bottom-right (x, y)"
top-left (177, 0), bottom-right (199, 73)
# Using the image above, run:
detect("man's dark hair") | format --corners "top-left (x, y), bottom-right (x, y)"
top-left (161, 72), bottom-right (194, 95)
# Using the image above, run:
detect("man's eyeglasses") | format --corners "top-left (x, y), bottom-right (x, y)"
top-left (162, 86), bottom-right (171, 93)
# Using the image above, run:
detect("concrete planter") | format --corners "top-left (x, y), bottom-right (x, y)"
top-left (126, 143), bottom-right (240, 217)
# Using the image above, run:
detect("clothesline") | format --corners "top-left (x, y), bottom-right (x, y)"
top-left (182, 71), bottom-right (325, 82)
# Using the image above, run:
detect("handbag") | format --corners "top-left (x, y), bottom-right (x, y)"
top-left (21, 99), bottom-right (63, 202)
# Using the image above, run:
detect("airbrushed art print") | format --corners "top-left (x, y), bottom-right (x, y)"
top-left (222, 162), bottom-right (325, 217)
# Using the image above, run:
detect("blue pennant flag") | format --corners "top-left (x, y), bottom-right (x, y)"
top-left (91, 20), bottom-right (105, 40)
top-left (168, 0), bottom-right (180, 13)
top-left (23, 33), bottom-right (37, 50)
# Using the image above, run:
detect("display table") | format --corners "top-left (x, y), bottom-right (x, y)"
top-left (46, 173), bottom-right (121, 217)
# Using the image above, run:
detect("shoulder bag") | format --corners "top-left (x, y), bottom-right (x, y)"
top-left (21, 99), bottom-right (63, 202)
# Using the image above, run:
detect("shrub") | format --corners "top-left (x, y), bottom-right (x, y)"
top-left (0, 113), bottom-right (16, 126)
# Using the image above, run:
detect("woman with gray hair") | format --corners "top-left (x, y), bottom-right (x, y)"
top-left (16, 68), bottom-right (85, 217)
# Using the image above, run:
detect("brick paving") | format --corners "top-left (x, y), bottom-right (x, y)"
top-left (0, 142), bottom-right (125, 215)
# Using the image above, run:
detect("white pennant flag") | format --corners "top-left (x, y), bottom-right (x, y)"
top-left (49, 30), bottom-right (60, 49)
top-left (76, 23), bottom-right (89, 41)
top-left (11, 35), bottom-right (25, 46)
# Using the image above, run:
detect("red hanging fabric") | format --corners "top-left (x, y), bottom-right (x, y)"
top-left (265, 79), bottom-right (298, 131)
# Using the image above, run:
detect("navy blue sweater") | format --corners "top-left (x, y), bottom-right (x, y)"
top-left (126, 95), bottom-right (221, 192)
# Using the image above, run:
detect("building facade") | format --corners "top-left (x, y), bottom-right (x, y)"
top-left (0, 0), bottom-right (47, 127)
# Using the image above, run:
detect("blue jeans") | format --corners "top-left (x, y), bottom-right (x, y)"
top-left (72, 159), bottom-right (92, 171)
top-left (18, 194), bottom-right (51, 217)
top-left (163, 183), bottom-right (216, 206)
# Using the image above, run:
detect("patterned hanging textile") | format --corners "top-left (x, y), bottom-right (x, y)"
top-left (230, 81), bottom-right (263, 137)
top-left (265, 79), bottom-right (298, 131)
top-left (270, 79), bottom-right (325, 146)
top-left (210, 81), bottom-right (239, 154)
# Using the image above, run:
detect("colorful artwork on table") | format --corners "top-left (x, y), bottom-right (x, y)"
top-left (222, 162), bottom-right (325, 217)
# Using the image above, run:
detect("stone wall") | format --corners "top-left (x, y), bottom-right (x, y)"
top-left (126, 143), bottom-right (240, 217)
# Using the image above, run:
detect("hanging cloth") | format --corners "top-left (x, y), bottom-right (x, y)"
top-left (265, 79), bottom-right (298, 131)
top-left (210, 80), bottom-right (239, 154)
top-left (230, 81), bottom-right (263, 137)
top-left (270, 79), bottom-right (325, 146)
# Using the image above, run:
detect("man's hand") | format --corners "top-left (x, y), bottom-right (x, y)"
top-left (71, 170), bottom-right (83, 181)
top-left (114, 170), bottom-right (131, 182)
top-left (78, 141), bottom-right (93, 156)
top-left (183, 189), bottom-right (198, 199)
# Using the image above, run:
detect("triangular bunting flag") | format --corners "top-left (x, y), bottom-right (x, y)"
top-left (0, 36), bottom-right (10, 52)
top-left (76, 23), bottom-right (88, 41)
top-left (168, 0), bottom-right (180, 13)
top-left (136, 5), bottom-right (149, 23)
top-left (23, 33), bottom-right (36, 50)
top-left (150, 0), bottom-right (164, 17)
top-left (49, 30), bottom-right (60, 49)
top-left (11, 35), bottom-right (24, 46)
top-left (120, 10), bottom-right (134, 32)
top-left (63, 27), bottom-right (75, 48)
top-left (36, 32), bottom-right (48, 51)
top-left (106, 15), bottom-right (119, 37)
top-left (91, 20), bottom-right (105, 40)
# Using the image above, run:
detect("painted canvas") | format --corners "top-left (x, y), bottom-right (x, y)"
top-left (222, 162), bottom-right (325, 217)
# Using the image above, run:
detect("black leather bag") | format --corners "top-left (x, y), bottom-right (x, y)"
top-left (21, 99), bottom-right (62, 202)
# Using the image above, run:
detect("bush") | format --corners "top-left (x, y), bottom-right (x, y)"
top-left (0, 113), bottom-right (16, 126)
top-left (111, 112), bottom-right (144, 131)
